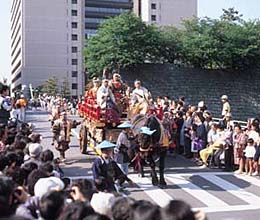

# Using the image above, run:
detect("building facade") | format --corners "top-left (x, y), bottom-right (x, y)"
top-left (10, 0), bottom-right (84, 98)
top-left (84, 0), bottom-right (133, 39)
top-left (133, 0), bottom-right (197, 27)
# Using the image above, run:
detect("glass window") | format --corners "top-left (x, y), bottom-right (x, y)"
top-left (72, 34), bottom-right (78, 41)
top-left (72, 59), bottom-right (78, 65)
top-left (72, 22), bottom-right (77, 28)
top-left (72, 0), bottom-right (77, 4)
top-left (72, 71), bottom-right (78, 77)
top-left (72, 47), bottom-right (78, 53)
top-left (151, 3), bottom-right (156, 9)
top-left (72, 83), bottom-right (78, 89)
top-left (151, 15), bottom-right (156, 21)
top-left (71, 10), bottom-right (77, 16)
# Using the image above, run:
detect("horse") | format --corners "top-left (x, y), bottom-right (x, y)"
top-left (131, 114), bottom-right (167, 187)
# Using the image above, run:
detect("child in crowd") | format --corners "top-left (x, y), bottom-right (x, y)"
top-left (244, 138), bottom-right (256, 175)
top-left (190, 124), bottom-right (202, 161)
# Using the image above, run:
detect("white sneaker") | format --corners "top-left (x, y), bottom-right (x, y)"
top-left (234, 170), bottom-right (242, 174)
top-left (252, 171), bottom-right (259, 176)
top-left (199, 164), bottom-right (207, 169)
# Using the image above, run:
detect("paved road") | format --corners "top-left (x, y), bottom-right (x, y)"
top-left (27, 110), bottom-right (260, 220)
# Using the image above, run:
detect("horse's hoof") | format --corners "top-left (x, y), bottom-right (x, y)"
top-left (159, 184), bottom-right (166, 189)
top-left (152, 178), bottom-right (159, 186)
top-left (159, 180), bottom-right (167, 187)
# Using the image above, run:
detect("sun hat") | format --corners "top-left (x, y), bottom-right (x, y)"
top-left (139, 127), bottom-right (156, 136)
top-left (96, 140), bottom-right (116, 149)
top-left (117, 121), bottom-right (132, 128)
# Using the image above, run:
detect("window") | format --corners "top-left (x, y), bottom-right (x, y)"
top-left (72, 34), bottom-right (78, 41)
top-left (72, 71), bottom-right (78, 77)
top-left (71, 10), bottom-right (77, 16)
top-left (72, 47), bottom-right (78, 53)
top-left (72, 22), bottom-right (77, 29)
top-left (72, 83), bottom-right (78, 89)
top-left (72, 0), bottom-right (77, 3)
top-left (72, 59), bottom-right (78, 65)
top-left (151, 15), bottom-right (156, 21)
top-left (151, 3), bottom-right (156, 9)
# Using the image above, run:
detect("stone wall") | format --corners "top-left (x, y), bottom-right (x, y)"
top-left (121, 64), bottom-right (260, 121)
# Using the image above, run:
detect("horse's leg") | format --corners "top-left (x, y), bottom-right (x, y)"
top-left (140, 158), bottom-right (145, 177)
top-left (147, 154), bottom-right (158, 185)
top-left (159, 147), bottom-right (167, 186)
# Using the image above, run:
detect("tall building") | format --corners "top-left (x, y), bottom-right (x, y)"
top-left (84, 0), bottom-right (133, 39)
top-left (10, 0), bottom-right (84, 98)
top-left (133, 0), bottom-right (197, 27)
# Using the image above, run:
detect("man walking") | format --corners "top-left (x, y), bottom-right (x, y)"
top-left (0, 84), bottom-right (12, 126)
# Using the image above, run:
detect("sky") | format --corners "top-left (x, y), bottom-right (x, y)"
top-left (1, 0), bottom-right (260, 83)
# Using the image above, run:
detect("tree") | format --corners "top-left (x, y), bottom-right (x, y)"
top-left (159, 26), bottom-right (183, 64)
top-left (180, 9), bottom-right (260, 70)
top-left (40, 76), bottom-right (58, 96)
top-left (60, 76), bottom-right (71, 98)
top-left (85, 12), bottom-right (161, 77)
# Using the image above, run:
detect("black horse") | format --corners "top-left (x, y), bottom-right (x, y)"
top-left (131, 114), bottom-right (167, 187)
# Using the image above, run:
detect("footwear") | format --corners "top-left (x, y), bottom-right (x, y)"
top-left (234, 170), bottom-right (243, 174)
top-left (252, 171), bottom-right (259, 176)
top-left (199, 164), bottom-right (207, 169)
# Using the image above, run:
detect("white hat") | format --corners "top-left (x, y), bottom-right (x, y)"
top-left (198, 101), bottom-right (204, 108)
top-left (34, 177), bottom-right (65, 199)
top-left (28, 143), bottom-right (43, 158)
top-left (117, 121), bottom-right (132, 128)
top-left (20, 94), bottom-right (25, 98)
top-left (221, 95), bottom-right (228, 100)
top-left (96, 140), bottom-right (116, 149)
top-left (90, 192), bottom-right (115, 217)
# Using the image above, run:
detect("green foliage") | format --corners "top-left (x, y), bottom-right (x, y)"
top-left (40, 76), bottom-right (58, 96)
top-left (85, 9), bottom-right (260, 73)
top-left (159, 26), bottom-right (183, 63)
top-left (85, 12), bottom-right (161, 77)
top-left (60, 77), bottom-right (71, 98)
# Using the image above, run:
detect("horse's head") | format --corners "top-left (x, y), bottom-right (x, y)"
top-left (146, 115), bottom-right (162, 144)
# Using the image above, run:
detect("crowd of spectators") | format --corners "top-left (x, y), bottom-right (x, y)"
top-left (156, 95), bottom-right (260, 175)
top-left (0, 119), bottom-right (206, 220)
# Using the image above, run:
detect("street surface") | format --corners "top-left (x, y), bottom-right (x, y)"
top-left (27, 110), bottom-right (260, 220)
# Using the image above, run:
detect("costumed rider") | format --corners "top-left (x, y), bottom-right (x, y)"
top-left (131, 80), bottom-right (151, 115)
top-left (52, 111), bottom-right (72, 162)
top-left (114, 121), bottom-right (132, 175)
top-left (97, 79), bottom-right (116, 109)
top-left (92, 140), bottom-right (134, 192)
top-left (86, 78), bottom-right (100, 99)
top-left (109, 72), bottom-right (128, 113)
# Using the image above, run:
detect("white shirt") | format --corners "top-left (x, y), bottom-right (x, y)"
top-left (97, 85), bottom-right (115, 109)
top-left (131, 86), bottom-right (149, 104)
top-left (222, 102), bottom-right (231, 116)
top-left (0, 96), bottom-right (12, 111)
top-left (245, 145), bottom-right (256, 158)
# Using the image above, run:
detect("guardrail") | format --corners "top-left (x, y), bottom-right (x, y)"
top-left (212, 117), bottom-right (247, 129)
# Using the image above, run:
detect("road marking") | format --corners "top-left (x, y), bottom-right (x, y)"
top-left (71, 129), bottom-right (80, 139)
top-left (233, 173), bottom-right (260, 188)
top-left (129, 174), bottom-right (173, 207)
top-left (205, 174), bottom-right (260, 206)
top-left (166, 174), bottom-right (228, 208)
